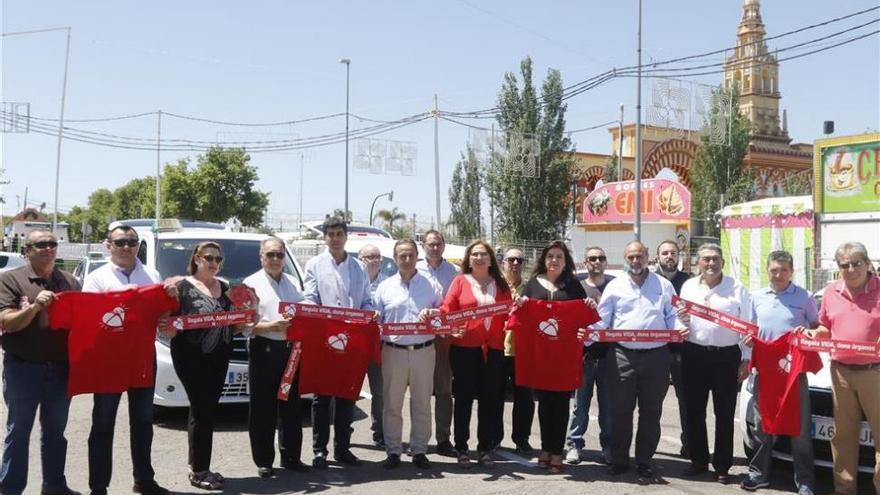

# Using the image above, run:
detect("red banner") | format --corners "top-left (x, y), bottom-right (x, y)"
top-left (792, 336), bottom-right (880, 357)
top-left (277, 341), bottom-right (303, 401)
top-left (278, 302), bottom-right (374, 323)
top-left (584, 329), bottom-right (684, 343)
top-left (167, 309), bottom-right (255, 331)
top-left (440, 301), bottom-right (513, 325)
top-left (672, 296), bottom-right (757, 336)
top-left (380, 321), bottom-right (455, 336)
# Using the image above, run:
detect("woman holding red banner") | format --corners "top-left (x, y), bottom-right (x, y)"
top-left (441, 240), bottom-right (512, 468)
top-left (517, 241), bottom-right (589, 474)
top-left (169, 241), bottom-right (248, 491)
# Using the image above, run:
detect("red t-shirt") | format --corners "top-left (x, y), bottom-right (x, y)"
top-left (750, 332), bottom-right (823, 436)
top-left (48, 284), bottom-right (179, 397)
top-left (288, 316), bottom-right (380, 401)
top-left (506, 298), bottom-right (600, 392)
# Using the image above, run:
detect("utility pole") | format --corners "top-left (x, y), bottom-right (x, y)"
top-left (433, 94), bottom-right (442, 232)
top-left (339, 58), bottom-right (351, 219)
top-left (155, 110), bottom-right (162, 224)
top-left (52, 27), bottom-right (71, 234)
top-left (618, 103), bottom-right (625, 180)
top-left (0, 169), bottom-right (9, 249)
top-left (634, 0), bottom-right (643, 242)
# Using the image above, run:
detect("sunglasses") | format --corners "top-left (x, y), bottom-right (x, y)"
top-left (264, 251), bottom-right (285, 260)
top-left (586, 256), bottom-right (607, 262)
top-left (111, 239), bottom-right (139, 248)
top-left (837, 260), bottom-right (865, 270)
top-left (28, 241), bottom-right (58, 250)
top-left (505, 257), bottom-right (524, 264)
top-left (199, 254), bottom-right (224, 264)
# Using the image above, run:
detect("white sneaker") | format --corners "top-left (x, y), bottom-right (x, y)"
top-left (564, 448), bottom-right (581, 465)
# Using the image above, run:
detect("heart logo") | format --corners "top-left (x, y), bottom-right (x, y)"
top-left (172, 318), bottom-right (184, 330)
top-left (430, 316), bottom-right (443, 328)
top-left (327, 332), bottom-right (349, 351)
top-left (538, 318), bottom-right (558, 337)
top-left (589, 331), bottom-right (601, 342)
top-left (283, 305), bottom-right (297, 318)
top-left (778, 354), bottom-right (792, 374)
top-left (101, 307), bottom-right (125, 328)
top-left (280, 383), bottom-right (291, 394)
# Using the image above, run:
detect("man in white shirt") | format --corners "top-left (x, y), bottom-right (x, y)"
top-left (82, 225), bottom-right (175, 495)
top-left (303, 217), bottom-right (375, 468)
top-left (374, 239), bottom-right (443, 470)
top-left (678, 243), bottom-right (750, 485)
top-left (416, 229), bottom-right (459, 456)
top-left (594, 241), bottom-right (684, 482)
top-left (243, 237), bottom-right (309, 478)
top-left (359, 244), bottom-right (387, 448)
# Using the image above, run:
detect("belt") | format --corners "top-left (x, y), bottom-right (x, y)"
top-left (833, 361), bottom-right (880, 371)
top-left (384, 340), bottom-right (434, 351)
top-left (616, 343), bottom-right (665, 353)
top-left (687, 342), bottom-right (739, 352)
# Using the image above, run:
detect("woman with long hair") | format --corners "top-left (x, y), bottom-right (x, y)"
top-left (520, 241), bottom-right (589, 474)
top-left (170, 242), bottom-right (247, 490)
top-left (440, 239), bottom-right (512, 468)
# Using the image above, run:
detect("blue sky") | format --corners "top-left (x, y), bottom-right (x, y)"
top-left (2, 0), bottom-right (878, 230)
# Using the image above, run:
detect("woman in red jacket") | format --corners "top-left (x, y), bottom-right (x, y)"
top-left (441, 240), bottom-right (512, 468)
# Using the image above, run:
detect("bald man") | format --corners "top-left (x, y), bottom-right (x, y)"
top-left (359, 244), bottom-right (387, 447)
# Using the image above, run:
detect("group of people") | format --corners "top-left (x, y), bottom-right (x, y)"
top-left (0, 219), bottom-right (878, 495)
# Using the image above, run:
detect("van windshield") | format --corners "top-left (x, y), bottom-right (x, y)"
top-left (156, 238), bottom-right (301, 286)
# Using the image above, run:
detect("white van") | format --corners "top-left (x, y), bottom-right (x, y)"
top-left (111, 220), bottom-right (305, 408)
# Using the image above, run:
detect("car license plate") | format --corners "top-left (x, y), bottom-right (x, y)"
top-left (226, 371), bottom-right (248, 386)
top-left (811, 416), bottom-right (874, 447)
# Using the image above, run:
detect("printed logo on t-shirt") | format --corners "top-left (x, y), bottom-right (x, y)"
top-left (538, 318), bottom-right (559, 338)
top-left (327, 332), bottom-right (349, 352)
top-left (101, 306), bottom-right (126, 332)
top-left (778, 353), bottom-right (792, 374)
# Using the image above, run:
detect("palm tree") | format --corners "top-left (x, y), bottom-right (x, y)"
top-left (375, 207), bottom-right (407, 235)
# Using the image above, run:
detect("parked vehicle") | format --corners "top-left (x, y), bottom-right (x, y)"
top-left (71, 251), bottom-right (109, 285)
top-left (109, 220), bottom-right (305, 408)
top-left (0, 251), bottom-right (25, 272)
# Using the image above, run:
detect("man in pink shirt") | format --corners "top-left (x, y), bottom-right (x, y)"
top-left (803, 241), bottom-right (879, 495)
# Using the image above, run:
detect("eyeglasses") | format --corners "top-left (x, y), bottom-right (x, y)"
top-left (199, 254), bottom-right (224, 263)
top-left (586, 256), bottom-right (607, 263)
top-left (470, 252), bottom-right (491, 258)
top-left (264, 251), bottom-right (285, 260)
top-left (838, 260), bottom-right (865, 270)
top-left (505, 257), bottom-right (524, 264)
top-left (28, 241), bottom-right (58, 250)
top-left (360, 254), bottom-right (380, 261)
top-left (111, 239), bottom-right (139, 248)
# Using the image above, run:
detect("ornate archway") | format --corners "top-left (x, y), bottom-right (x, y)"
top-left (642, 139), bottom-right (698, 188)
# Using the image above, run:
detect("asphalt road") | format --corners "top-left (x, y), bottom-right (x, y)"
top-left (2, 365), bottom-right (875, 495)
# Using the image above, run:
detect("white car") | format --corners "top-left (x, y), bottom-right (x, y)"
top-left (0, 251), bottom-right (26, 272)
top-left (111, 220), bottom-right (305, 408)
top-left (739, 352), bottom-right (875, 473)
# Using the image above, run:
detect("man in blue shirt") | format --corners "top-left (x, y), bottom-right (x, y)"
top-left (741, 251), bottom-right (818, 495)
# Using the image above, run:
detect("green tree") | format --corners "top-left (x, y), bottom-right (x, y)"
top-left (604, 153), bottom-right (620, 183)
top-left (485, 57), bottom-right (575, 241)
top-left (690, 87), bottom-right (754, 238)
top-left (375, 207), bottom-right (407, 234)
top-left (448, 147), bottom-right (482, 240)
top-left (329, 209), bottom-right (352, 223)
top-left (114, 177), bottom-right (157, 219)
top-left (188, 147), bottom-right (269, 226)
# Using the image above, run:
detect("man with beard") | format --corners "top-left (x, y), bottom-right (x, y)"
top-left (654, 240), bottom-right (691, 456)
top-left (594, 241), bottom-right (685, 483)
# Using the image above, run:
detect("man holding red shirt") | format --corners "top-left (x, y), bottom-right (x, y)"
top-left (803, 241), bottom-right (880, 495)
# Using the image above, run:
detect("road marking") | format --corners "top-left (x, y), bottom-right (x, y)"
top-left (360, 390), bottom-right (372, 400)
top-left (495, 449), bottom-right (534, 468)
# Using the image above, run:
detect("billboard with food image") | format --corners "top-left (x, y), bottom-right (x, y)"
top-left (582, 178), bottom-right (690, 224)
top-left (814, 133), bottom-right (880, 214)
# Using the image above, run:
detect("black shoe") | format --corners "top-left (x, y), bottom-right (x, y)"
top-left (514, 441), bottom-right (534, 454)
top-left (334, 449), bottom-right (362, 466)
top-left (312, 452), bottom-right (328, 470)
top-left (281, 460), bottom-right (311, 472)
top-left (89, 490), bottom-right (107, 495)
top-left (383, 454), bottom-right (401, 469)
top-left (436, 440), bottom-right (456, 457)
top-left (42, 488), bottom-right (82, 495)
top-left (607, 464), bottom-right (628, 475)
top-left (637, 464), bottom-right (655, 483)
top-left (683, 463), bottom-right (708, 476)
top-left (257, 466), bottom-right (274, 478)
top-left (412, 453), bottom-right (431, 469)
top-left (133, 480), bottom-right (171, 495)
top-left (715, 471), bottom-right (732, 485)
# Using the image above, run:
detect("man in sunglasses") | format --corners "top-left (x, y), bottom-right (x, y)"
top-left (358, 244), bottom-right (387, 448)
top-left (803, 241), bottom-right (880, 495)
top-left (0, 229), bottom-right (82, 495)
top-left (498, 248), bottom-right (534, 453)
top-left (566, 246), bottom-right (614, 464)
top-left (243, 237), bottom-right (310, 478)
top-left (81, 225), bottom-right (176, 495)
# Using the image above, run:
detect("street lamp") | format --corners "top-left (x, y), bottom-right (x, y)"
top-left (339, 58), bottom-right (351, 220)
top-left (369, 191), bottom-right (393, 226)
